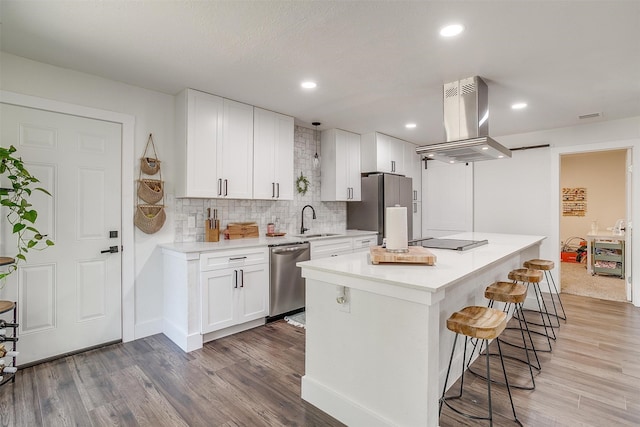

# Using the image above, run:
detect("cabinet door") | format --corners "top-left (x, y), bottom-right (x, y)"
top-left (221, 99), bottom-right (254, 199)
top-left (253, 108), bottom-right (294, 200)
top-left (236, 264), bottom-right (269, 323)
top-left (412, 201), bottom-right (422, 239)
top-left (376, 133), bottom-right (393, 173)
top-left (201, 269), bottom-right (237, 333)
top-left (388, 135), bottom-right (405, 175)
top-left (185, 90), bottom-right (223, 198)
top-left (405, 142), bottom-right (422, 201)
top-left (346, 131), bottom-right (362, 201)
top-left (253, 108), bottom-right (277, 199)
top-left (334, 130), bottom-right (350, 200)
top-left (273, 113), bottom-right (294, 200)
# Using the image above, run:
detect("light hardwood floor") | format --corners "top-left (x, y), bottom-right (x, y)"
top-left (1, 293), bottom-right (639, 426)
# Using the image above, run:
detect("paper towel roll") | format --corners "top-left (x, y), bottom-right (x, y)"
top-left (385, 206), bottom-right (408, 252)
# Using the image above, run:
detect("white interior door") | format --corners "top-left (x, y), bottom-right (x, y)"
top-left (0, 103), bottom-right (122, 365)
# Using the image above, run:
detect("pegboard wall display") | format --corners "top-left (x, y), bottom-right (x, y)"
top-left (562, 187), bottom-right (587, 216)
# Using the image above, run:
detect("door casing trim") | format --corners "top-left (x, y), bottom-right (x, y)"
top-left (1, 90), bottom-right (136, 342)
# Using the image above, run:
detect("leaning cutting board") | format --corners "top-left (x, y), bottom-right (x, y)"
top-left (370, 246), bottom-right (436, 265)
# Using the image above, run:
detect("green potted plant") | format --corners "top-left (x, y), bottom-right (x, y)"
top-left (0, 145), bottom-right (54, 281)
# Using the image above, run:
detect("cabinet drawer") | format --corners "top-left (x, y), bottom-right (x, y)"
top-left (353, 235), bottom-right (377, 251)
top-left (200, 247), bottom-right (268, 271)
top-left (311, 238), bottom-right (353, 259)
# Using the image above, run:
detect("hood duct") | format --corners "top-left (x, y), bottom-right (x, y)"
top-left (416, 76), bottom-right (511, 162)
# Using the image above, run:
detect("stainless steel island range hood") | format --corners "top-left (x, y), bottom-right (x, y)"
top-left (416, 76), bottom-right (511, 163)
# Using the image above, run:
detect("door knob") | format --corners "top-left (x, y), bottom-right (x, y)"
top-left (101, 246), bottom-right (119, 254)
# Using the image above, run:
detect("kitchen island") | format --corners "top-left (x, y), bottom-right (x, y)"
top-left (297, 232), bottom-right (545, 427)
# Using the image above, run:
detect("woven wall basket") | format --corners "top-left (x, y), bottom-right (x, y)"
top-left (137, 179), bottom-right (164, 204)
top-left (140, 134), bottom-right (161, 175)
top-left (134, 204), bottom-right (166, 234)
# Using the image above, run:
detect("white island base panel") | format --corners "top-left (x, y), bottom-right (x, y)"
top-left (299, 233), bottom-right (543, 427)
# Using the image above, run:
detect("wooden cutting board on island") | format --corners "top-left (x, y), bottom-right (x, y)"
top-left (370, 246), bottom-right (436, 265)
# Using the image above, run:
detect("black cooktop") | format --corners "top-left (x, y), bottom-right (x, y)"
top-left (410, 238), bottom-right (489, 251)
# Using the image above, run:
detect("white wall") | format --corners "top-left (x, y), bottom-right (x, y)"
top-left (474, 116), bottom-right (640, 305)
top-left (0, 52), bottom-right (175, 338)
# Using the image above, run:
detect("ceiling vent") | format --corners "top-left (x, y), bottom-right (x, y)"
top-left (578, 112), bottom-right (602, 120)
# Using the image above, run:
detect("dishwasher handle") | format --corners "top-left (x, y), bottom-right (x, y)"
top-left (271, 245), bottom-right (309, 255)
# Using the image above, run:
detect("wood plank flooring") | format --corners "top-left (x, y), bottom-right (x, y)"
top-left (1, 293), bottom-right (639, 426)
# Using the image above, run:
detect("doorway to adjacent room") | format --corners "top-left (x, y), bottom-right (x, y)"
top-left (559, 149), bottom-right (629, 302)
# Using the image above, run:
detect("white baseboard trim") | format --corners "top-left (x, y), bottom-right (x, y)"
top-left (301, 376), bottom-right (395, 427)
top-left (134, 318), bottom-right (163, 340)
top-left (162, 318), bottom-right (203, 352)
top-left (203, 318), bottom-right (265, 343)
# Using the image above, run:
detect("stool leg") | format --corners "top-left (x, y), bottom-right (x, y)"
top-left (484, 339), bottom-right (493, 426)
top-left (515, 301), bottom-right (540, 376)
top-left (545, 270), bottom-right (567, 321)
top-left (440, 333), bottom-right (460, 416)
top-left (496, 339), bottom-right (522, 426)
top-left (533, 281), bottom-right (557, 341)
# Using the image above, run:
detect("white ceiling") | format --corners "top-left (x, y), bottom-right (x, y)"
top-left (1, 1), bottom-right (639, 145)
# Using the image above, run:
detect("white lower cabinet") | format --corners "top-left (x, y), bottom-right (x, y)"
top-left (201, 264), bottom-right (268, 333)
top-left (200, 248), bottom-right (269, 335)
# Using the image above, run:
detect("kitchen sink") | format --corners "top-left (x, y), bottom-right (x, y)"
top-left (294, 233), bottom-right (342, 239)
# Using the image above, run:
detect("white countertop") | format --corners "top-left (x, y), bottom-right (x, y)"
top-left (160, 229), bottom-right (378, 254)
top-left (298, 232), bottom-right (545, 293)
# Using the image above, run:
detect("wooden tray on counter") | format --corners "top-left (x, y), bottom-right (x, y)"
top-left (370, 246), bottom-right (436, 265)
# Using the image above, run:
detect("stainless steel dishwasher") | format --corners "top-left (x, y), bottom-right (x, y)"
top-left (269, 241), bottom-right (310, 318)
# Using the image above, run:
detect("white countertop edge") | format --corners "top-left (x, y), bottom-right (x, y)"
top-left (160, 230), bottom-right (378, 253)
top-left (298, 232), bottom-right (546, 294)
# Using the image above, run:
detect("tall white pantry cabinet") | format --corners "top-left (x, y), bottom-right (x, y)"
top-left (175, 88), bottom-right (254, 199)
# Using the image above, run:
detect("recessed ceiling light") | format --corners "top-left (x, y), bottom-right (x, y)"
top-left (405, 123), bottom-right (417, 129)
top-left (427, 153), bottom-right (435, 158)
top-left (440, 24), bottom-right (464, 37)
top-left (511, 102), bottom-right (527, 110)
top-left (449, 160), bottom-right (456, 164)
top-left (301, 81), bottom-right (317, 89)
top-left (498, 155), bottom-right (505, 159)
top-left (481, 146), bottom-right (489, 150)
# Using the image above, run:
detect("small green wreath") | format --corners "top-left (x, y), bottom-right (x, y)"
top-left (296, 173), bottom-right (310, 195)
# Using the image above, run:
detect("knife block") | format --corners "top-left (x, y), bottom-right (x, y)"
top-left (205, 220), bottom-right (220, 242)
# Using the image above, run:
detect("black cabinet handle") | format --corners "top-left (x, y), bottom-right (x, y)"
top-left (234, 270), bottom-right (238, 288)
top-left (240, 269), bottom-right (244, 287)
top-left (218, 179), bottom-right (222, 196)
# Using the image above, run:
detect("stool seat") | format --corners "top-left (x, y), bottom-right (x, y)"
top-left (485, 281), bottom-right (527, 304)
top-left (447, 306), bottom-right (507, 340)
top-left (524, 259), bottom-right (554, 270)
top-left (0, 300), bottom-right (15, 315)
top-left (508, 268), bottom-right (543, 283)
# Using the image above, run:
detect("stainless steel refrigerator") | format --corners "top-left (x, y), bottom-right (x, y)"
top-left (347, 173), bottom-right (413, 245)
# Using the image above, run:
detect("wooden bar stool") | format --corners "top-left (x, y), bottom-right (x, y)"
top-left (509, 268), bottom-right (555, 352)
top-left (468, 282), bottom-right (540, 390)
top-left (440, 306), bottom-right (521, 426)
top-left (524, 259), bottom-right (567, 324)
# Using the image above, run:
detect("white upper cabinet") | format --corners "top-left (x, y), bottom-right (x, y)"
top-left (253, 108), bottom-right (294, 200)
top-left (175, 89), bottom-right (253, 199)
top-left (321, 129), bottom-right (361, 201)
top-left (361, 132), bottom-right (406, 175)
top-left (405, 142), bottom-right (422, 202)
